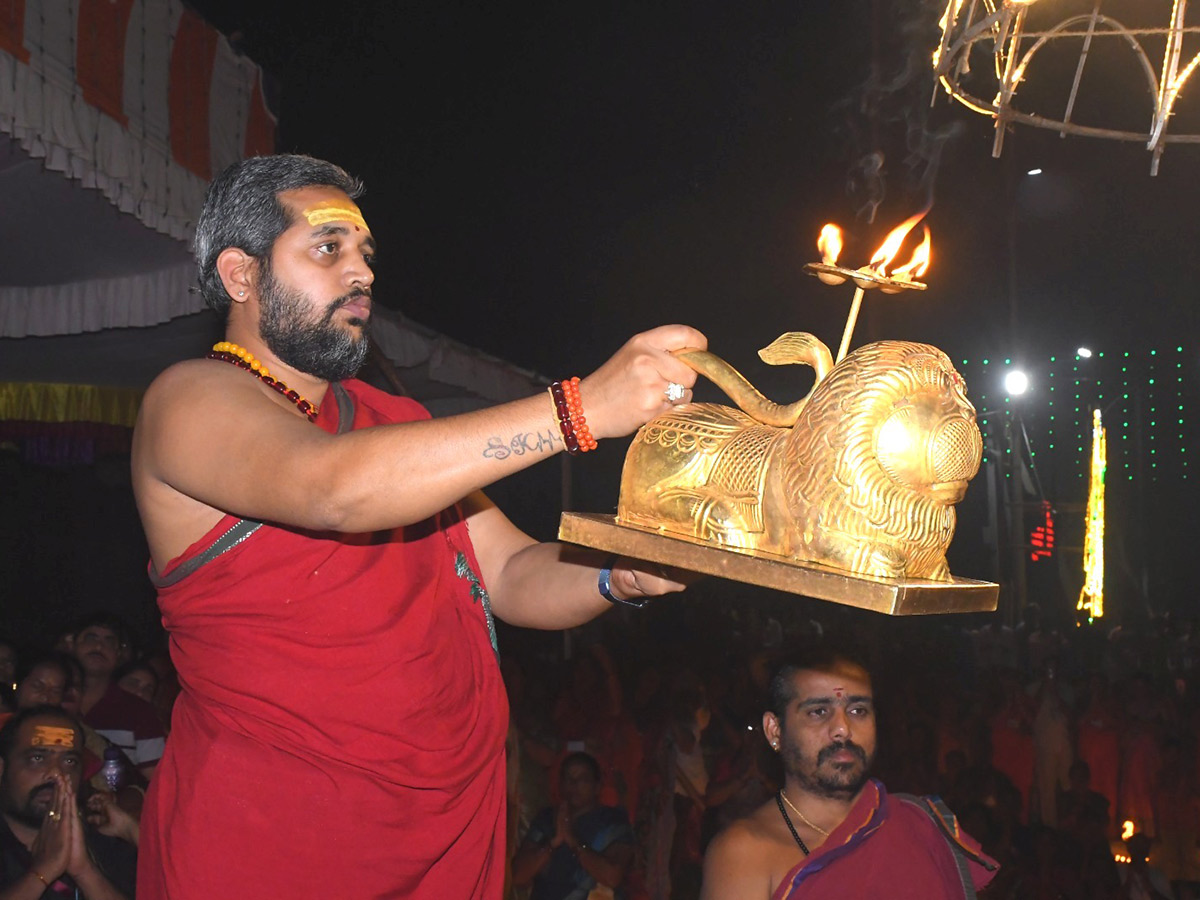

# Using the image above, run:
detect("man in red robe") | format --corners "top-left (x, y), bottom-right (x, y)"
top-left (131, 154), bottom-right (706, 900)
top-left (700, 650), bottom-right (997, 900)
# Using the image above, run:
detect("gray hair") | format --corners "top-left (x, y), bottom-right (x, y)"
top-left (194, 155), bottom-right (364, 315)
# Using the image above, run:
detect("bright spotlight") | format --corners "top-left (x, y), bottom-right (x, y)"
top-left (1004, 369), bottom-right (1030, 396)
top-left (1027, 168), bottom-right (1043, 175)
top-left (1077, 347), bottom-right (1093, 358)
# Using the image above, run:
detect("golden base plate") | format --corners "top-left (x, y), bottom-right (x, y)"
top-left (559, 513), bottom-right (998, 616)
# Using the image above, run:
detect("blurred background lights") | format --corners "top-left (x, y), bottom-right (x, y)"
top-left (1004, 369), bottom-right (1030, 396)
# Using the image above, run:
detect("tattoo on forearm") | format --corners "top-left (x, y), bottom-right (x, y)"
top-left (483, 429), bottom-right (562, 459)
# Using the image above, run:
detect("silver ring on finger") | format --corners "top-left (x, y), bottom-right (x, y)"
top-left (664, 382), bottom-right (686, 403)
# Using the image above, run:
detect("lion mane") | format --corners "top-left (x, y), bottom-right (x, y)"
top-left (781, 341), bottom-right (978, 580)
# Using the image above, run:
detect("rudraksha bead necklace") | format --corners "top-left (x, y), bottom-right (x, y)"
top-left (208, 341), bottom-right (319, 422)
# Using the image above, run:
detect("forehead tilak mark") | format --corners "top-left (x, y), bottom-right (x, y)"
top-left (30, 725), bottom-right (75, 747)
top-left (303, 200), bottom-right (369, 232)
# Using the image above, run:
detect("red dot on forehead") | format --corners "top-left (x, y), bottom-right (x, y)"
top-left (834, 687), bottom-right (844, 697)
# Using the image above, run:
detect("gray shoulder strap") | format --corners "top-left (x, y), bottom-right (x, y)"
top-left (332, 382), bottom-right (355, 434)
top-left (150, 518), bottom-right (262, 588)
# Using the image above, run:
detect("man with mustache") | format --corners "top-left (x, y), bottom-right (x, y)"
top-left (0, 706), bottom-right (136, 899)
top-left (131, 154), bottom-right (705, 900)
top-left (700, 649), bottom-right (998, 899)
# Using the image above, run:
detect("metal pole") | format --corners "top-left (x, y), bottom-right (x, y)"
top-left (1009, 412), bottom-right (1029, 615)
top-left (985, 433), bottom-right (1006, 622)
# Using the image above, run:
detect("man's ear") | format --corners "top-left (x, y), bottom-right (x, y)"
top-left (763, 711), bottom-right (782, 750)
top-left (215, 247), bottom-right (256, 303)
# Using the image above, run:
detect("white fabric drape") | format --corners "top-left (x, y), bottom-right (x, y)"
top-left (0, 262), bottom-right (200, 337)
top-left (374, 311), bottom-right (547, 403)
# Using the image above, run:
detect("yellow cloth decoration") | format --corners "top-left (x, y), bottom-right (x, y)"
top-left (0, 382), bottom-right (143, 428)
top-left (1077, 408), bottom-right (1106, 620)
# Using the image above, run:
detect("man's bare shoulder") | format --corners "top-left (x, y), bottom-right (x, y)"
top-left (141, 358), bottom-right (242, 411)
top-left (137, 357), bottom-right (301, 444)
top-left (713, 804), bottom-right (781, 851)
top-left (701, 800), bottom-right (791, 900)
top-left (132, 356), bottom-right (323, 563)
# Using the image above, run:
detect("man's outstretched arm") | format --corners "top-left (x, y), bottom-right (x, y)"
top-left (134, 324), bottom-right (705, 567)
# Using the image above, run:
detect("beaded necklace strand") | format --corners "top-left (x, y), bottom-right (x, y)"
top-left (775, 793), bottom-right (810, 856)
top-left (780, 788), bottom-right (830, 836)
top-left (208, 342), bottom-right (320, 422)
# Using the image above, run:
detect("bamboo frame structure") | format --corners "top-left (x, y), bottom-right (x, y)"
top-left (933, 0), bottom-right (1200, 174)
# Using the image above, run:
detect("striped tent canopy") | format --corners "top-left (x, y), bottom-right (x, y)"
top-left (0, 0), bottom-right (546, 465)
top-left (0, 0), bottom-right (275, 339)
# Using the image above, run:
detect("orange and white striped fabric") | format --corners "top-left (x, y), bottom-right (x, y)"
top-left (0, 0), bottom-right (275, 241)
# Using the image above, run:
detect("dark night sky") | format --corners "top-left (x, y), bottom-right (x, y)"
top-left (187, 0), bottom-right (1200, 377)
top-left (194, 1), bottom-right (870, 377)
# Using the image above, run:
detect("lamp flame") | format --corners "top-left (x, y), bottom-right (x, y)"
top-left (869, 209), bottom-right (929, 276)
top-left (818, 224), bottom-right (843, 265)
top-left (891, 226), bottom-right (932, 281)
top-left (1122, 820), bottom-right (1135, 840)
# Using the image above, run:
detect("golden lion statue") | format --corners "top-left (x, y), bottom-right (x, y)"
top-left (616, 334), bottom-right (983, 581)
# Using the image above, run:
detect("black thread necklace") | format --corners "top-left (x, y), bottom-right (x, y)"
top-left (776, 791), bottom-right (810, 856)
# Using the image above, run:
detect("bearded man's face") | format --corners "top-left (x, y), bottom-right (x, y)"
top-left (773, 663), bottom-right (876, 800)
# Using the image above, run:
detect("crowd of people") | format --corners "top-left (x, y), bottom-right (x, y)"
top-left (4, 598), bottom-right (1197, 899)
top-left (497, 599), bottom-right (1200, 900)
top-left (0, 615), bottom-right (169, 898)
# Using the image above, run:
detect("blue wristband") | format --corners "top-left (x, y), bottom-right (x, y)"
top-left (598, 555), bottom-right (647, 608)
